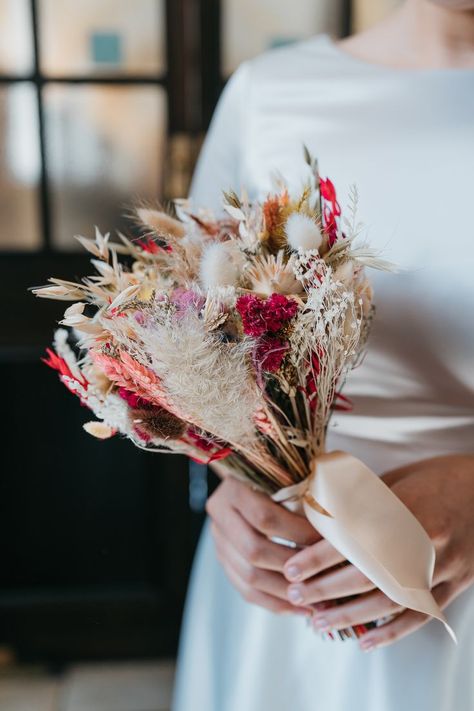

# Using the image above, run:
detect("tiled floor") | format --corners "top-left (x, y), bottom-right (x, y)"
top-left (0, 660), bottom-right (175, 711)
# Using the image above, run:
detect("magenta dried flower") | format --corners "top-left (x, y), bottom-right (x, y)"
top-left (236, 293), bottom-right (298, 337)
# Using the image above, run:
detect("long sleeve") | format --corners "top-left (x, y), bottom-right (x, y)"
top-left (189, 63), bottom-right (249, 212)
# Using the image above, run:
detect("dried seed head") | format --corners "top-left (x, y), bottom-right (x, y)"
top-left (131, 407), bottom-right (187, 440)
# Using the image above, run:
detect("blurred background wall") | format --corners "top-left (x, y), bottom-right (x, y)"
top-left (0, 0), bottom-right (400, 667)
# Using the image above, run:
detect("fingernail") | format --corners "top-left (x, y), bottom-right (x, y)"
top-left (313, 617), bottom-right (331, 632)
top-left (288, 586), bottom-right (304, 604)
top-left (285, 564), bottom-right (302, 581)
top-left (360, 639), bottom-right (376, 652)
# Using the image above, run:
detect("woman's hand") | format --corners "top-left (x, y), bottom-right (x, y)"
top-left (283, 454), bottom-right (474, 650)
top-left (206, 476), bottom-right (324, 615)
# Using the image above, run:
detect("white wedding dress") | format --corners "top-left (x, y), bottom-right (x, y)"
top-left (172, 35), bottom-right (474, 711)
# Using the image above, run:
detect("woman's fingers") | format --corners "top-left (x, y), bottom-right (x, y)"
top-left (358, 582), bottom-right (456, 651)
top-left (228, 569), bottom-right (310, 615)
top-left (212, 524), bottom-right (298, 603)
top-left (286, 563), bottom-right (375, 606)
top-left (213, 500), bottom-right (293, 572)
top-left (311, 589), bottom-right (405, 633)
top-left (226, 478), bottom-right (320, 546)
top-left (284, 539), bottom-right (346, 582)
top-left (208, 494), bottom-right (295, 571)
top-left (213, 526), bottom-right (310, 615)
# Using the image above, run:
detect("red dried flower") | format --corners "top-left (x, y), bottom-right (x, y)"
top-left (187, 430), bottom-right (233, 464)
top-left (332, 392), bottom-right (353, 412)
top-left (236, 293), bottom-right (298, 337)
top-left (320, 177), bottom-right (341, 249)
top-left (255, 336), bottom-right (289, 373)
top-left (187, 430), bottom-right (218, 452)
top-left (118, 387), bottom-right (154, 410)
top-left (264, 293), bottom-right (298, 332)
top-left (43, 348), bottom-right (90, 406)
top-left (320, 177), bottom-right (338, 206)
top-left (43, 348), bottom-right (78, 382)
top-left (324, 213), bottom-right (339, 248)
top-left (305, 350), bottom-right (323, 410)
top-left (137, 237), bottom-right (172, 254)
top-left (236, 294), bottom-right (268, 337)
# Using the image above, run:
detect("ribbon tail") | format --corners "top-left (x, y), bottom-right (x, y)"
top-left (278, 451), bottom-right (456, 642)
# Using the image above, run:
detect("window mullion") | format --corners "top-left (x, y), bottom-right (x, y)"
top-left (31, 0), bottom-right (52, 252)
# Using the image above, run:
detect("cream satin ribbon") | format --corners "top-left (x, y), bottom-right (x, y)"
top-left (272, 451), bottom-right (456, 642)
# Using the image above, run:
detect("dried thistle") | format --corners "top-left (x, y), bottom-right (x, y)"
top-left (245, 251), bottom-right (303, 296)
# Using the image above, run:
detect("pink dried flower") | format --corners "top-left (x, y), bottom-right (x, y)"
top-left (91, 348), bottom-right (184, 418)
top-left (172, 288), bottom-right (205, 315)
top-left (134, 311), bottom-right (147, 326)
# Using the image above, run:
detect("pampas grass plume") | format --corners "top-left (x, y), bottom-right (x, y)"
top-left (285, 213), bottom-right (323, 252)
top-left (136, 208), bottom-right (185, 239)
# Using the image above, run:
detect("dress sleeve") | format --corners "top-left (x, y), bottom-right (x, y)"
top-left (189, 62), bottom-right (249, 212)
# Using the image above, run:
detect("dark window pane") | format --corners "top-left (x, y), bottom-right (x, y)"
top-left (221, 0), bottom-right (345, 76)
top-left (39, 0), bottom-right (166, 76)
top-left (0, 84), bottom-right (41, 250)
top-left (0, 0), bottom-right (34, 75)
top-left (44, 84), bottom-right (167, 250)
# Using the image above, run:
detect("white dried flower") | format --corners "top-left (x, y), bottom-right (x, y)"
top-left (285, 213), bottom-right (323, 252)
top-left (60, 303), bottom-right (103, 335)
top-left (32, 283), bottom-right (85, 301)
top-left (199, 242), bottom-right (244, 290)
top-left (108, 284), bottom-right (141, 311)
top-left (74, 227), bottom-right (110, 260)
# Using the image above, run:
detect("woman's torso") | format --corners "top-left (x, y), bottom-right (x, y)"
top-left (173, 37), bottom-right (474, 711)
top-left (238, 35), bottom-right (474, 470)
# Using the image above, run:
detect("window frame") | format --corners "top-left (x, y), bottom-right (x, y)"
top-left (0, 0), bottom-right (178, 255)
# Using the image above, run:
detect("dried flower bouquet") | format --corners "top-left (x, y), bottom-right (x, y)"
top-left (34, 150), bottom-right (453, 642)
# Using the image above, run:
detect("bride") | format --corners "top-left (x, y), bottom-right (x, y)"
top-left (173, 1), bottom-right (474, 709)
